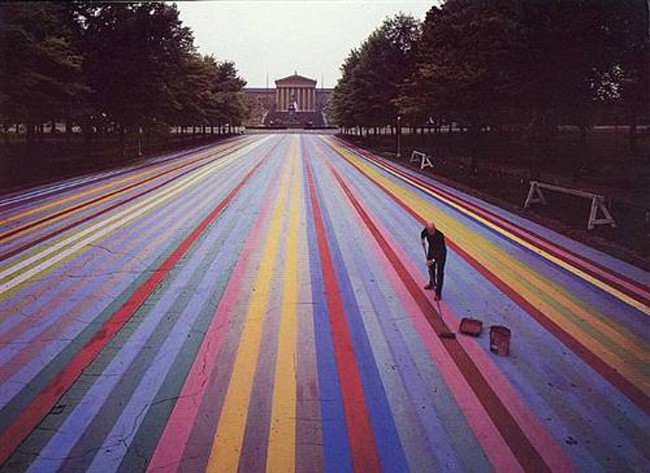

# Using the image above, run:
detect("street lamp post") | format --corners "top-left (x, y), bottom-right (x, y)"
top-left (397, 115), bottom-right (402, 159)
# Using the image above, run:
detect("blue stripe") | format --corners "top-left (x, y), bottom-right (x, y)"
top-left (304, 152), bottom-right (353, 473)
top-left (310, 153), bottom-right (409, 472)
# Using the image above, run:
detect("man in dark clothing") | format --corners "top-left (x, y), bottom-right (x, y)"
top-left (420, 222), bottom-right (447, 301)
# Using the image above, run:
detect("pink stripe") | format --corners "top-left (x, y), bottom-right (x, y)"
top-left (147, 171), bottom-right (280, 473)
top-left (375, 222), bottom-right (573, 472)
top-left (0, 153), bottom-right (267, 467)
top-left (438, 300), bottom-right (576, 472)
top-left (326, 157), bottom-right (573, 471)
top-left (338, 188), bottom-right (523, 472)
top-left (338, 139), bottom-right (650, 304)
top-left (0, 185), bottom-right (226, 383)
top-left (0, 247), bottom-right (146, 383)
top-left (0, 216), bottom-right (163, 353)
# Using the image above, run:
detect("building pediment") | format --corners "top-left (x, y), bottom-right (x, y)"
top-left (275, 73), bottom-right (317, 87)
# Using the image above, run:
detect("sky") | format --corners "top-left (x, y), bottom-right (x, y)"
top-left (176, 1), bottom-right (435, 89)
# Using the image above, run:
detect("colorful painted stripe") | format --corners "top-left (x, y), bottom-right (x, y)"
top-left (323, 137), bottom-right (650, 414)
top-left (0, 134), bottom-right (648, 472)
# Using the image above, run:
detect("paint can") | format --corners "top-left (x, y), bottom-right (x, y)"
top-left (459, 318), bottom-right (483, 337)
top-left (489, 325), bottom-right (511, 356)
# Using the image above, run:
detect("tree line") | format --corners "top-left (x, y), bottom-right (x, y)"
top-left (330, 0), bottom-right (649, 157)
top-left (0, 2), bottom-right (249, 149)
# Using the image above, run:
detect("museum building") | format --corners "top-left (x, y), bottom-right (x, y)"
top-left (244, 73), bottom-right (333, 127)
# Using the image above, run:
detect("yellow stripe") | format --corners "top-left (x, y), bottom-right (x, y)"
top-left (0, 138), bottom-right (254, 241)
top-left (206, 152), bottom-right (291, 473)
top-left (476, 237), bottom-right (650, 366)
top-left (0, 168), bottom-right (161, 227)
top-left (327, 137), bottom-right (650, 316)
top-left (364, 159), bottom-right (650, 388)
top-left (0, 144), bottom-right (226, 227)
top-left (322, 139), bottom-right (650, 394)
top-left (0, 140), bottom-right (265, 299)
top-left (0, 164), bottom-right (225, 306)
top-left (266, 137), bottom-right (301, 472)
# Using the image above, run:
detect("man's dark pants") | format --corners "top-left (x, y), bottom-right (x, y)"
top-left (428, 252), bottom-right (446, 297)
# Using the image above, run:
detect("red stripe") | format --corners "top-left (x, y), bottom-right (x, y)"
top-left (328, 141), bottom-right (650, 414)
top-left (0, 138), bottom-right (242, 213)
top-left (304, 158), bottom-right (381, 472)
top-left (1, 140), bottom-right (244, 243)
top-left (385, 158), bottom-right (650, 305)
top-left (317, 152), bottom-right (550, 472)
top-left (0, 155), bottom-right (225, 261)
top-left (337, 138), bottom-right (650, 307)
top-left (0, 156), bottom-right (268, 467)
top-left (449, 240), bottom-right (650, 414)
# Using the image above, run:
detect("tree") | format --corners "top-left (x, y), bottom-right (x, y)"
top-left (330, 14), bottom-right (420, 130)
top-left (210, 60), bottom-right (249, 128)
top-left (171, 53), bottom-right (214, 132)
top-left (398, 0), bottom-right (649, 169)
top-left (602, 0), bottom-right (650, 153)
top-left (0, 3), bottom-right (88, 140)
top-left (80, 3), bottom-right (195, 134)
top-left (400, 2), bottom-right (527, 131)
top-left (329, 49), bottom-right (361, 128)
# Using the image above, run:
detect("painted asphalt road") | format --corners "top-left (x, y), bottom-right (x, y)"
top-left (0, 134), bottom-right (648, 472)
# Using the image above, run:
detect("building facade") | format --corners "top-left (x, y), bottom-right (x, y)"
top-left (243, 73), bottom-right (333, 126)
top-left (275, 74), bottom-right (317, 112)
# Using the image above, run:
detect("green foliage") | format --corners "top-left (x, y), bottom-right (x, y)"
top-left (1, 3), bottom-right (88, 126)
top-left (210, 60), bottom-right (249, 126)
top-left (330, 13), bottom-right (421, 128)
top-left (329, 49), bottom-right (361, 127)
top-left (82, 3), bottom-right (197, 130)
top-left (332, 0), bottom-right (649, 139)
top-left (1, 2), bottom-right (248, 137)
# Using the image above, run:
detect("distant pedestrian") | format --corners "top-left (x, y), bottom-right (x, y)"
top-left (420, 222), bottom-right (447, 301)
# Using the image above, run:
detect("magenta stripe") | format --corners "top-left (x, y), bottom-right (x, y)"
top-left (335, 138), bottom-right (650, 306)
top-left (147, 162), bottom-right (281, 471)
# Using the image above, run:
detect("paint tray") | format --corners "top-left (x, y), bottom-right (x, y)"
top-left (459, 318), bottom-right (483, 337)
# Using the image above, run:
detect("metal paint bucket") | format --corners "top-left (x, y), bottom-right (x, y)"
top-left (489, 325), bottom-right (511, 356)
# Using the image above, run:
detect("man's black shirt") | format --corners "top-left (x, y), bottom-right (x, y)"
top-left (421, 228), bottom-right (447, 260)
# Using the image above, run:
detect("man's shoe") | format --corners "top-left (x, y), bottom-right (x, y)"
top-left (424, 283), bottom-right (433, 290)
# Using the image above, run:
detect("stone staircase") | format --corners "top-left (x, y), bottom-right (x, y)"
top-left (263, 110), bottom-right (326, 128)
